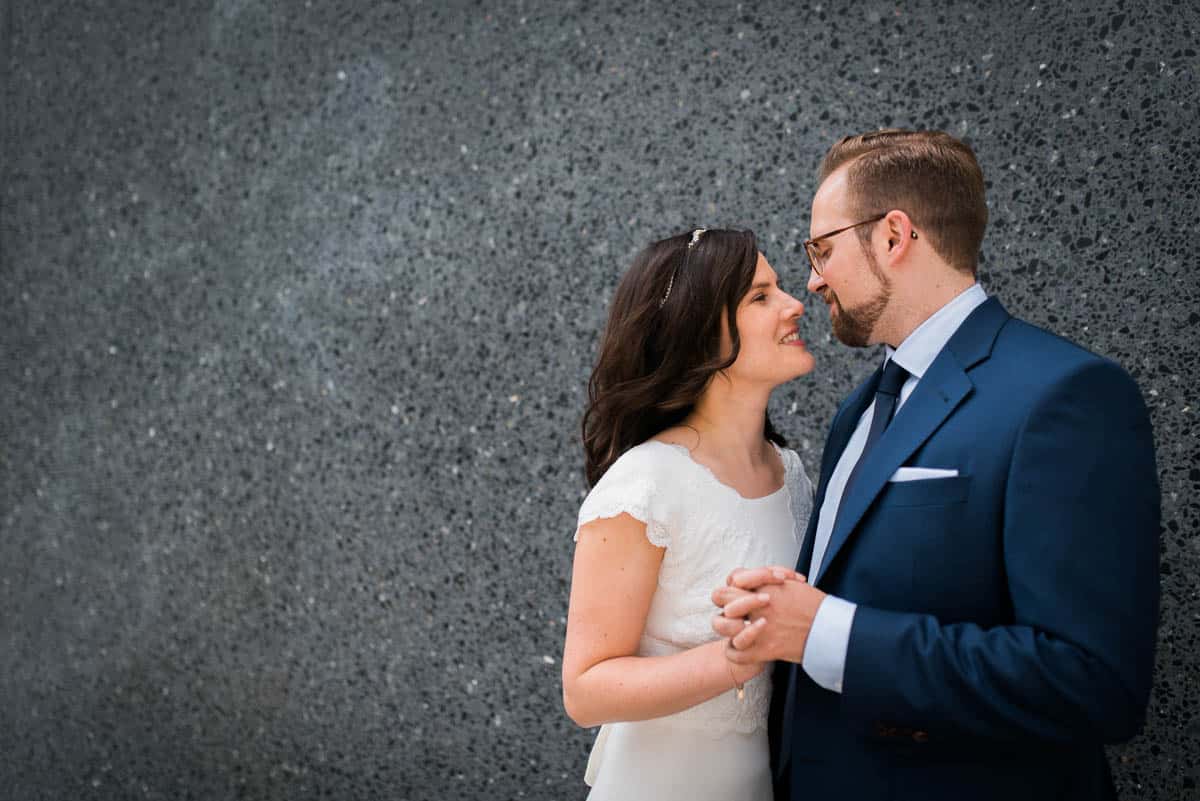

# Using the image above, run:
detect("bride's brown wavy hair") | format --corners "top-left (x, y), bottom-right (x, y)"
top-left (582, 229), bottom-right (787, 486)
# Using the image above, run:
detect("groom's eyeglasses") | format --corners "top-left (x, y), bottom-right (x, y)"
top-left (802, 213), bottom-right (887, 276)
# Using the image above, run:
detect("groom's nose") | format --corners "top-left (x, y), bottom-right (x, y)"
top-left (806, 267), bottom-right (826, 295)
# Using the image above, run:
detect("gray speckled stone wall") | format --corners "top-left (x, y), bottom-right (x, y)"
top-left (2, 1), bottom-right (1197, 799)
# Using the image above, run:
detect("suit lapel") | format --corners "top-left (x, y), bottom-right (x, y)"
top-left (812, 297), bottom-right (1011, 585)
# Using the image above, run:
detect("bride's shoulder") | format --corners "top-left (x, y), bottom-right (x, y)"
top-left (601, 437), bottom-right (689, 481)
top-left (576, 438), bottom-right (692, 547)
top-left (773, 443), bottom-right (814, 496)
top-left (773, 443), bottom-right (801, 470)
top-left (648, 425), bottom-right (700, 449)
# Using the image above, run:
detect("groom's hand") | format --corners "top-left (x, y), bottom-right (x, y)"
top-left (710, 577), bottom-right (803, 644)
top-left (709, 565), bottom-right (804, 648)
top-left (712, 578), bottom-right (827, 665)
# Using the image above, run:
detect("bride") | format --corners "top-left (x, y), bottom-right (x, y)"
top-left (562, 228), bottom-right (816, 799)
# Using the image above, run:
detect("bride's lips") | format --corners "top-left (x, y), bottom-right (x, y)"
top-left (778, 330), bottom-right (806, 348)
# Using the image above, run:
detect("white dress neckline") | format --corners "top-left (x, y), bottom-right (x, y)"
top-left (645, 439), bottom-right (789, 502)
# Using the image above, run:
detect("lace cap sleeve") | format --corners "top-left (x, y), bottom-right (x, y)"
top-left (779, 446), bottom-right (815, 501)
top-left (575, 443), bottom-right (674, 548)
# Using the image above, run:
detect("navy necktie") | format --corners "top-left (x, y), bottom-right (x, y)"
top-left (839, 358), bottom-right (910, 501)
top-left (775, 359), bottom-right (911, 780)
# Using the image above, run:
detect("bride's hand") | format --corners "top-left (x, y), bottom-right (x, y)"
top-left (726, 644), bottom-right (768, 685)
top-left (726, 565), bottom-right (806, 589)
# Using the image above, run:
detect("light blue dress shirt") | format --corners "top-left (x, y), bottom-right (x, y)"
top-left (801, 283), bottom-right (989, 693)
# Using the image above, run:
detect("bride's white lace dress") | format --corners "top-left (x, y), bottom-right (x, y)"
top-left (574, 439), bottom-right (813, 801)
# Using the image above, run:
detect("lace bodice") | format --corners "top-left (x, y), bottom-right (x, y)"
top-left (575, 440), bottom-right (813, 735)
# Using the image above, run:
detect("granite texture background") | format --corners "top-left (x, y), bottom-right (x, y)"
top-left (2, 1), bottom-right (1197, 799)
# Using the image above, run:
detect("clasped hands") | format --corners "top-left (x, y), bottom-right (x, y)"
top-left (711, 566), bottom-right (828, 668)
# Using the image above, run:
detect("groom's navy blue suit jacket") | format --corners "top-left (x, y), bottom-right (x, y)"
top-left (771, 298), bottom-right (1160, 801)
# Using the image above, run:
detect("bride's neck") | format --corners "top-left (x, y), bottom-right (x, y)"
top-left (683, 380), bottom-right (772, 464)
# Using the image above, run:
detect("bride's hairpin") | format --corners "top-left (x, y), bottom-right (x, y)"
top-left (659, 228), bottom-right (707, 309)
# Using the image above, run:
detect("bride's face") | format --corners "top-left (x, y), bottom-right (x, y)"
top-left (721, 252), bottom-right (814, 386)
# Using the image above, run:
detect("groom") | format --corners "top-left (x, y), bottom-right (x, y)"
top-left (712, 130), bottom-right (1159, 800)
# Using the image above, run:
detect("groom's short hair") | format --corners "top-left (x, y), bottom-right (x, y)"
top-left (819, 129), bottom-right (988, 276)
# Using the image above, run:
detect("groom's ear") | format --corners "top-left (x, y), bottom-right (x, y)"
top-left (883, 210), bottom-right (916, 258)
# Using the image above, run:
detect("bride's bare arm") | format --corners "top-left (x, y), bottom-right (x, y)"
top-left (561, 512), bottom-right (764, 728)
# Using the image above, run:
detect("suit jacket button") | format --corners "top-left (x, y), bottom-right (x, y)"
top-left (912, 730), bottom-right (929, 743)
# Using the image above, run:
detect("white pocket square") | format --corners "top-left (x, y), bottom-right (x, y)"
top-left (889, 467), bottom-right (960, 482)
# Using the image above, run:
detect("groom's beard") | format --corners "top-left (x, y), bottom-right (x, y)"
top-left (827, 249), bottom-right (891, 347)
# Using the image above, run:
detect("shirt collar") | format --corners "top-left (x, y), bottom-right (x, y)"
top-left (884, 283), bottom-right (988, 379)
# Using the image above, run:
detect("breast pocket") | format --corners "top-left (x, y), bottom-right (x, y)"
top-left (876, 475), bottom-right (969, 508)
top-left (876, 475), bottom-right (999, 617)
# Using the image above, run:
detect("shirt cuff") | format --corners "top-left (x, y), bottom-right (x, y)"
top-left (800, 594), bottom-right (857, 693)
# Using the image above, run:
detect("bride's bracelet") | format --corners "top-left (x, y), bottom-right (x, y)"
top-left (726, 654), bottom-right (745, 702)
